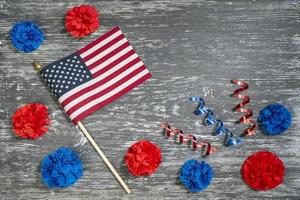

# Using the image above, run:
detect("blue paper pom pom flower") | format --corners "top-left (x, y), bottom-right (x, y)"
top-left (41, 147), bottom-right (83, 189)
top-left (179, 159), bottom-right (213, 192)
top-left (257, 103), bottom-right (292, 135)
top-left (9, 21), bottom-right (44, 53)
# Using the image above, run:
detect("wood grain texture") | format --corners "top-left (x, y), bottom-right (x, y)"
top-left (0, 0), bottom-right (300, 199)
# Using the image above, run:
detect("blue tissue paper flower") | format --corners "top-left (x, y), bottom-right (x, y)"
top-left (9, 21), bottom-right (44, 53)
top-left (41, 147), bottom-right (83, 189)
top-left (257, 103), bottom-right (292, 135)
top-left (179, 159), bottom-right (213, 192)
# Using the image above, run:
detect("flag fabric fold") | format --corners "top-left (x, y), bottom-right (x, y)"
top-left (40, 26), bottom-right (151, 124)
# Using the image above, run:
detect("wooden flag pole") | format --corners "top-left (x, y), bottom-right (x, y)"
top-left (33, 61), bottom-right (131, 194)
top-left (77, 121), bottom-right (131, 194)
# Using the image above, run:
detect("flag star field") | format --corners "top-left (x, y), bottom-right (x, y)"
top-left (41, 53), bottom-right (93, 98)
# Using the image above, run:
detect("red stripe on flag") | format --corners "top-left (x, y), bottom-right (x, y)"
top-left (78, 26), bottom-right (120, 55)
top-left (87, 41), bottom-right (130, 71)
top-left (61, 57), bottom-right (142, 107)
top-left (66, 65), bottom-right (147, 116)
top-left (72, 73), bottom-right (152, 124)
top-left (82, 34), bottom-right (125, 62)
top-left (92, 49), bottom-right (136, 78)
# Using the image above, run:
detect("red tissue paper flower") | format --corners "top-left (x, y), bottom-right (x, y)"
top-left (125, 140), bottom-right (162, 176)
top-left (241, 151), bottom-right (284, 191)
top-left (65, 4), bottom-right (99, 38)
top-left (12, 103), bottom-right (50, 139)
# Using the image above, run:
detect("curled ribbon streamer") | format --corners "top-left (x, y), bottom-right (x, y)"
top-left (190, 96), bottom-right (243, 146)
top-left (160, 123), bottom-right (216, 157)
top-left (231, 80), bottom-right (256, 136)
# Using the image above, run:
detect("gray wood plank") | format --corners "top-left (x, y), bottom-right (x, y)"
top-left (0, 0), bottom-right (299, 199)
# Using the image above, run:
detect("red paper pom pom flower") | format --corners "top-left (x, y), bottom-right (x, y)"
top-left (12, 103), bottom-right (50, 139)
top-left (65, 5), bottom-right (99, 38)
top-left (241, 151), bottom-right (284, 191)
top-left (125, 140), bottom-right (162, 176)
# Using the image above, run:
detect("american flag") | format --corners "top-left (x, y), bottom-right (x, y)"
top-left (40, 26), bottom-right (151, 124)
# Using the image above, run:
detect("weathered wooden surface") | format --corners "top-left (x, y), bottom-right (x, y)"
top-left (0, 0), bottom-right (300, 199)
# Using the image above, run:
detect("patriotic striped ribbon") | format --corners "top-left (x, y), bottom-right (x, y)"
top-left (160, 123), bottom-right (217, 157)
top-left (190, 96), bottom-right (243, 146)
top-left (231, 80), bottom-right (256, 136)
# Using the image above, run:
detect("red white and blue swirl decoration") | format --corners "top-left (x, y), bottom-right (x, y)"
top-left (189, 96), bottom-right (243, 146)
top-left (160, 123), bottom-right (217, 157)
top-left (231, 80), bottom-right (256, 137)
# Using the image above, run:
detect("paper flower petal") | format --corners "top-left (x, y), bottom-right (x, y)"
top-left (125, 140), bottom-right (162, 176)
top-left (12, 103), bottom-right (50, 139)
top-left (241, 151), bottom-right (284, 190)
top-left (179, 159), bottom-right (213, 192)
top-left (65, 5), bottom-right (99, 38)
top-left (257, 104), bottom-right (292, 135)
top-left (41, 147), bottom-right (83, 189)
top-left (9, 21), bottom-right (44, 53)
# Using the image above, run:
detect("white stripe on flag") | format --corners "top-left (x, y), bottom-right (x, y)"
top-left (64, 61), bottom-right (144, 111)
top-left (69, 69), bottom-right (150, 120)
top-left (85, 37), bottom-right (128, 66)
top-left (58, 53), bottom-right (140, 103)
top-left (90, 45), bottom-right (134, 74)
top-left (80, 30), bottom-right (123, 58)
